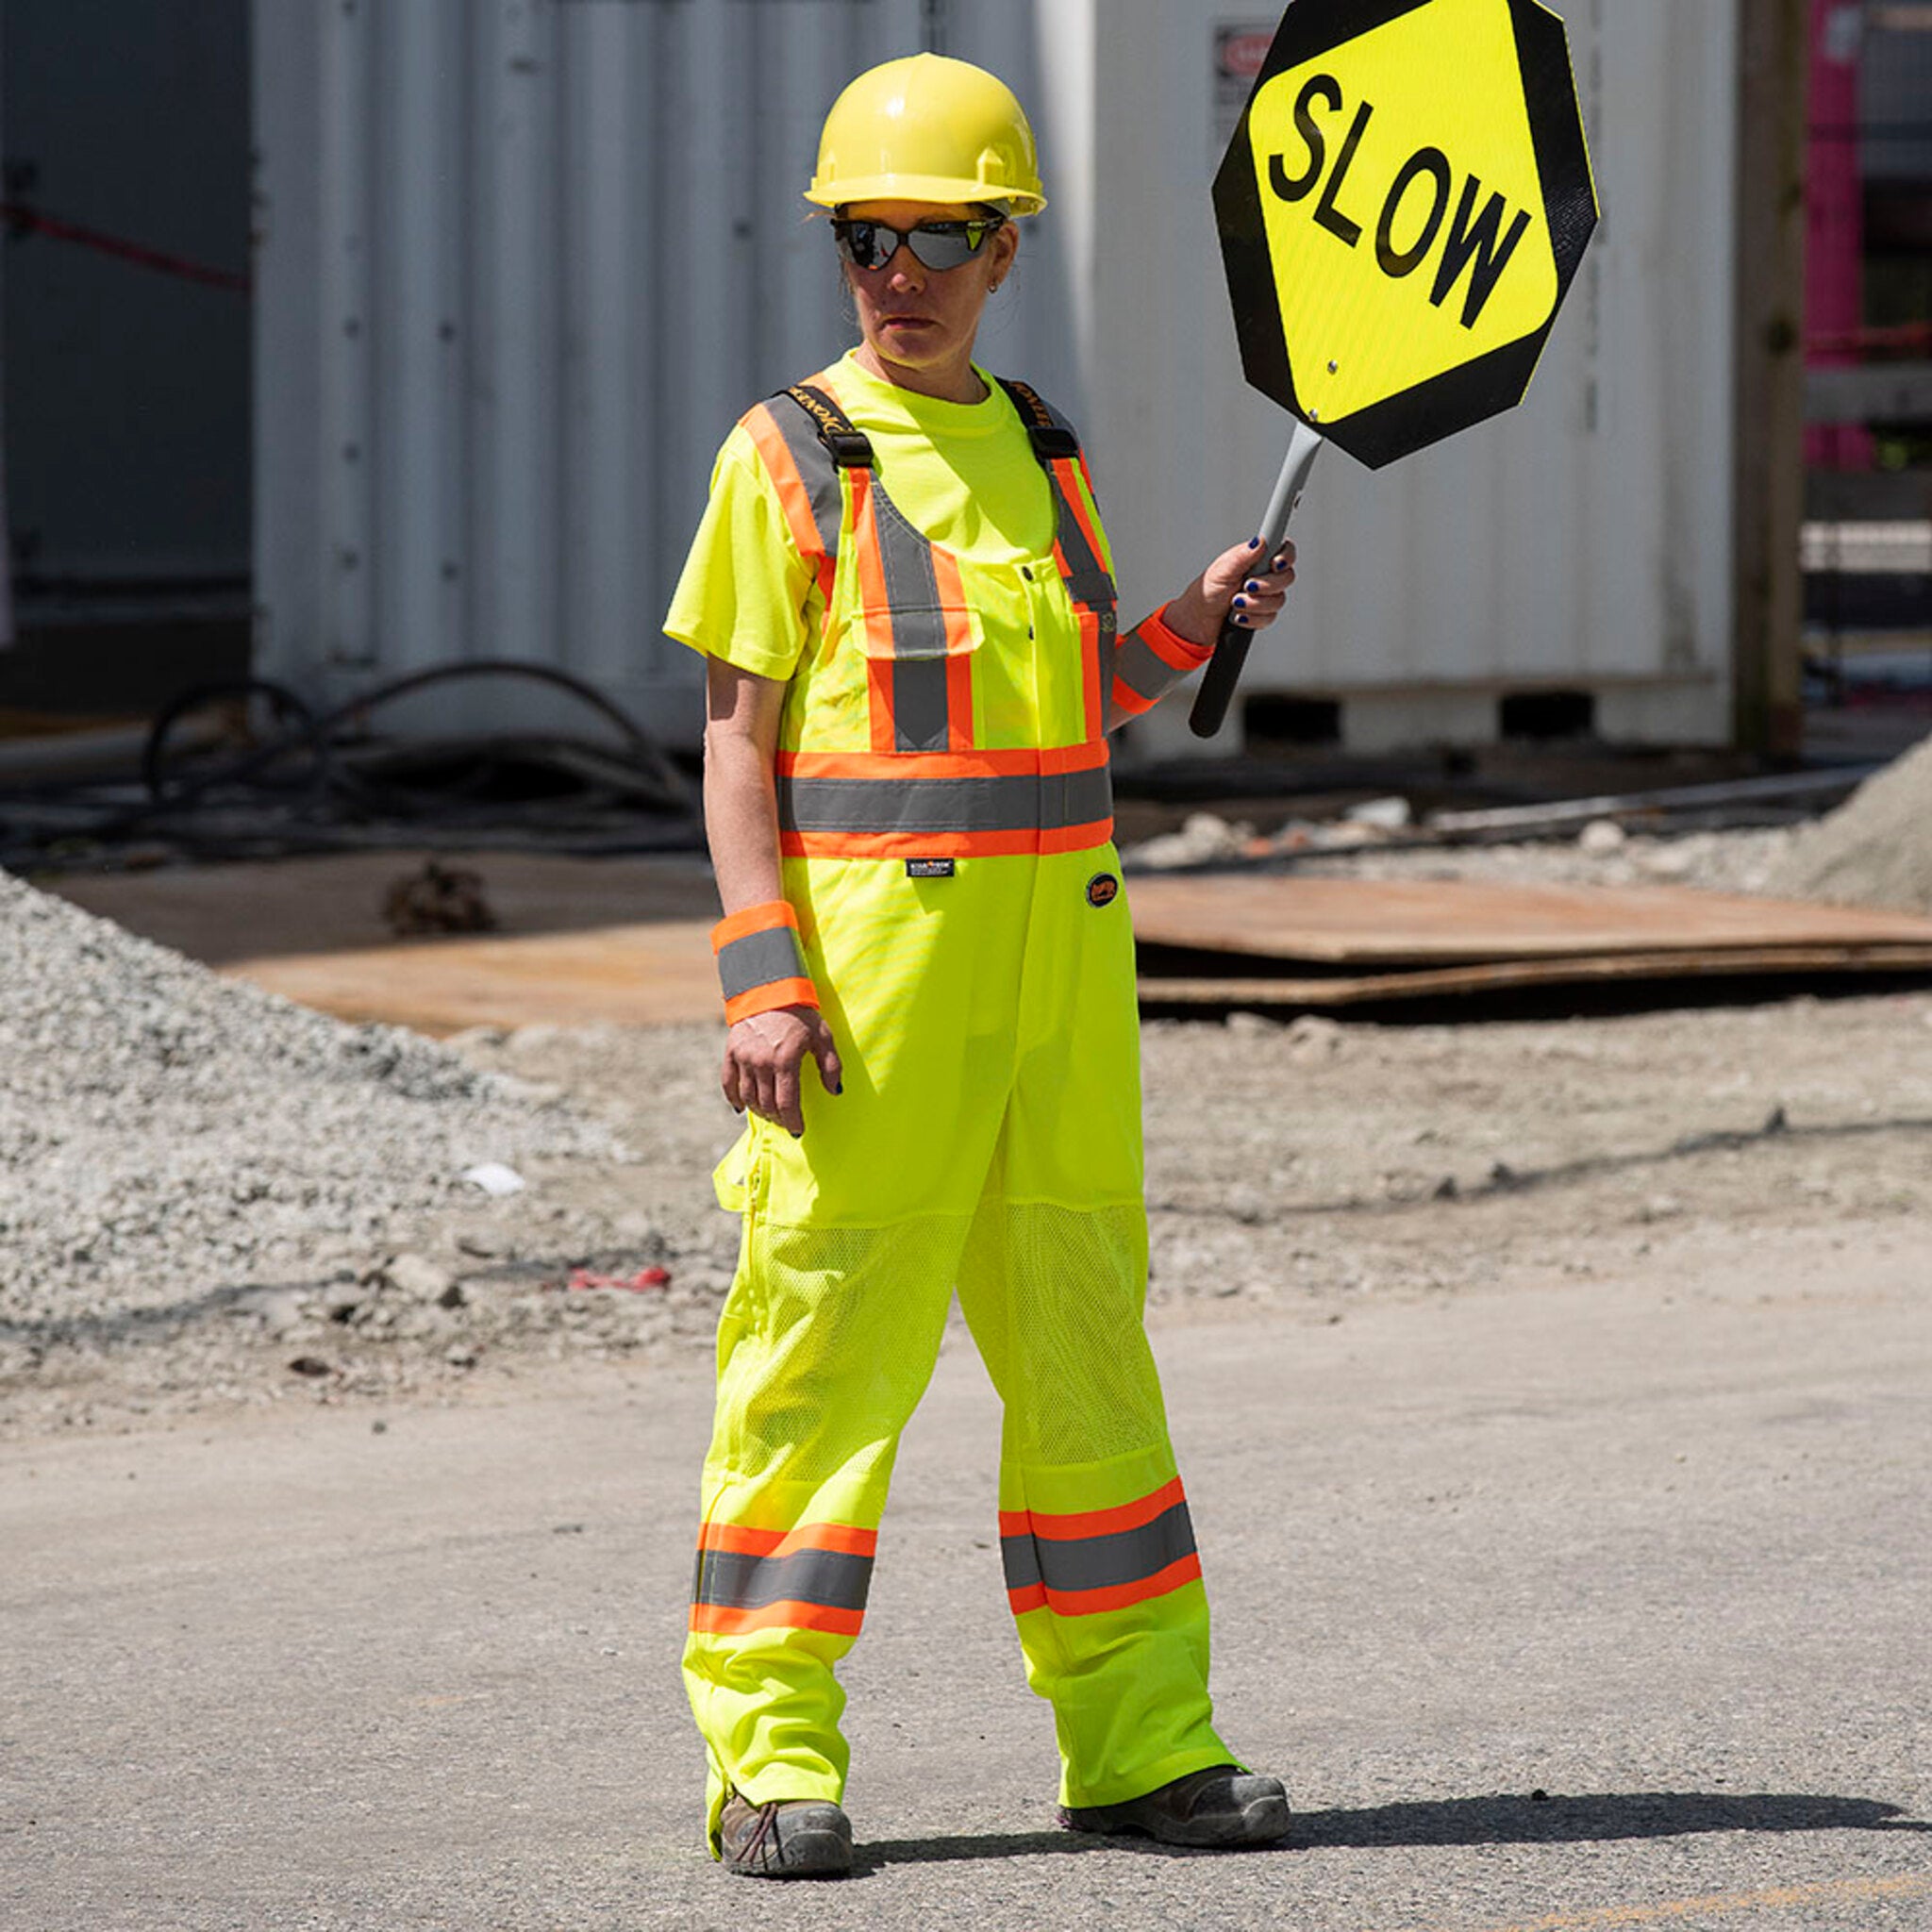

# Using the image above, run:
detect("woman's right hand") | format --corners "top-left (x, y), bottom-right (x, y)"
top-left (722, 1006), bottom-right (844, 1137)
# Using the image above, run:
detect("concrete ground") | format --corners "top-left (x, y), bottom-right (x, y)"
top-left (4, 1219), bottom-right (1927, 1932)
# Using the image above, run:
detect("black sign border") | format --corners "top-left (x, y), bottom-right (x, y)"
top-left (1213, 0), bottom-right (1600, 471)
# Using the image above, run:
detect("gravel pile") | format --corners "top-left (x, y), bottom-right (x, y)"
top-left (1767, 731), bottom-right (1932, 914)
top-left (0, 869), bottom-right (628, 1365)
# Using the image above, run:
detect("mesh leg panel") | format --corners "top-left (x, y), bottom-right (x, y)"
top-left (958, 1197), bottom-right (1233, 1808)
top-left (686, 1210), bottom-right (971, 1851)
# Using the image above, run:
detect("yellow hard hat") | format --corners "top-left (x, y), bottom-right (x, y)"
top-left (805, 53), bottom-right (1046, 216)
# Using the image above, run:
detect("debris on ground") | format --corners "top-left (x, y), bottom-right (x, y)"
top-left (382, 858), bottom-right (497, 936)
top-left (1767, 731), bottom-right (1932, 915)
top-left (0, 868), bottom-right (731, 1422)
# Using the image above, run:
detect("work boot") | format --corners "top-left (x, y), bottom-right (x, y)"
top-left (718, 1793), bottom-right (854, 1878)
top-left (1060, 1764), bottom-right (1291, 1847)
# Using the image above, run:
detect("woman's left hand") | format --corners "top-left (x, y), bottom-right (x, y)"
top-left (1161, 538), bottom-right (1298, 650)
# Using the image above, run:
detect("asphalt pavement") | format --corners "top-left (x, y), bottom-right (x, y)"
top-left (4, 1224), bottom-right (1928, 1932)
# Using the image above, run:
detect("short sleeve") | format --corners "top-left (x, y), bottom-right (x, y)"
top-left (663, 425), bottom-right (820, 682)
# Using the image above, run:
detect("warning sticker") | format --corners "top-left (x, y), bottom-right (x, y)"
top-left (1213, 21), bottom-right (1277, 164)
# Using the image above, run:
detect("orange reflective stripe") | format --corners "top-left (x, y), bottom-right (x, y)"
top-left (1051, 457), bottom-right (1109, 577)
top-left (743, 406), bottom-right (827, 566)
top-left (696, 1521), bottom-right (878, 1560)
top-left (780, 823), bottom-right (1112, 861)
top-left (688, 1600), bottom-right (867, 1638)
top-left (722, 977), bottom-right (821, 1025)
top-left (848, 472), bottom-right (900, 755)
top-left (710, 900), bottom-right (799, 951)
top-left (776, 744), bottom-right (1108, 782)
top-left (1109, 675), bottom-right (1158, 719)
top-left (1000, 1476), bottom-right (1188, 1544)
top-left (1131, 607), bottom-right (1213, 673)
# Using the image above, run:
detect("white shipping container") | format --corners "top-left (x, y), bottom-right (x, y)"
top-left (254, 0), bottom-right (1740, 754)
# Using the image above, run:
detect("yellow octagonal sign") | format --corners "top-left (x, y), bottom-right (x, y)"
top-left (1215, 0), bottom-right (1598, 469)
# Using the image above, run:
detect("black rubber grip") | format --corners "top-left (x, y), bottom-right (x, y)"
top-left (1188, 615), bottom-right (1253, 739)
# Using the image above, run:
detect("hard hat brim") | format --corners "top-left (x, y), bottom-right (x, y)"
top-left (804, 173), bottom-right (1046, 217)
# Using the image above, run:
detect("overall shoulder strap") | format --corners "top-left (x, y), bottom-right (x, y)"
top-left (778, 383), bottom-right (875, 471)
top-left (994, 375), bottom-right (1082, 463)
top-left (994, 376), bottom-right (1114, 621)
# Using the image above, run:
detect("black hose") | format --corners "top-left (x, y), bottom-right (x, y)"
top-left (140, 658), bottom-right (692, 820)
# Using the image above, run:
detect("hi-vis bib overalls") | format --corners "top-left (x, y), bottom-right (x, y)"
top-left (677, 362), bottom-right (1231, 1850)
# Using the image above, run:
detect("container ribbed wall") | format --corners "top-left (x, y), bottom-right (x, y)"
top-left (256, 0), bottom-right (1739, 754)
top-left (253, 0), bottom-right (1075, 743)
top-left (1087, 0), bottom-right (1740, 756)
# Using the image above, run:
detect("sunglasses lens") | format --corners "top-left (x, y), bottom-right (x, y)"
top-left (835, 221), bottom-right (892, 270)
top-left (906, 227), bottom-right (980, 272)
top-left (835, 217), bottom-right (1001, 273)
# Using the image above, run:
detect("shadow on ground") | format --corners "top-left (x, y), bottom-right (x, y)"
top-left (853, 1792), bottom-right (1927, 1871)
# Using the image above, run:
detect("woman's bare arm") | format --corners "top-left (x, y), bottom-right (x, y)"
top-left (705, 658), bottom-right (842, 1134)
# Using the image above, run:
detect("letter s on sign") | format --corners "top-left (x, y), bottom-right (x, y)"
top-left (1269, 73), bottom-right (1344, 202)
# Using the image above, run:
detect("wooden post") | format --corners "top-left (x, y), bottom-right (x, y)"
top-left (1731, 0), bottom-right (1810, 758)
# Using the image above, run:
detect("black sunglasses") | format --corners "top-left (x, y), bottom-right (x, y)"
top-left (831, 214), bottom-right (1007, 274)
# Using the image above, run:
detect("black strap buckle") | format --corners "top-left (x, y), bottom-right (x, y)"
top-left (782, 383), bottom-right (874, 470)
top-left (995, 376), bottom-right (1082, 462)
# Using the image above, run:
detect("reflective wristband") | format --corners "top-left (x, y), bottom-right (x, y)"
top-left (712, 901), bottom-right (820, 1025)
top-left (1111, 602), bottom-right (1215, 717)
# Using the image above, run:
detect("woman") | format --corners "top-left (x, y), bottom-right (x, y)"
top-left (665, 52), bottom-right (1297, 1879)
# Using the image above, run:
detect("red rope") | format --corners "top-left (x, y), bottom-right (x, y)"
top-left (1, 200), bottom-right (251, 294)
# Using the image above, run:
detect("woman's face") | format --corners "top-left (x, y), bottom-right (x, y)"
top-left (840, 199), bottom-right (1020, 403)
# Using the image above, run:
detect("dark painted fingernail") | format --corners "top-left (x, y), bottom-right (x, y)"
top-left (790, 1129), bottom-right (803, 1140)
top-left (1243, 579), bottom-right (1260, 593)
top-left (1232, 595), bottom-right (1247, 609)
top-left (830, 1080), bottom-right (843, 1095)
top-left (1247, 536), bottom-right (1261, 550)
top-left (1232, 612), bottom-right (1248, 626)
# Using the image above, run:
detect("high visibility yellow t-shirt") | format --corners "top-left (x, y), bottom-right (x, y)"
top-left (664, 349), bottom-right (1070, 686)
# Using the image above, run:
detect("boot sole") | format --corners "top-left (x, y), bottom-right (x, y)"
top-left (1064, 1789), bottom-right (1291, 1847)
top-left (724, 1835), bottom-right (853, 1878)
top-left (721, 1805), bottom-right (855, 1878)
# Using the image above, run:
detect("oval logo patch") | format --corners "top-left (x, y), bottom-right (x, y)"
top-left (1086, 872), bottom-right (1120, 908)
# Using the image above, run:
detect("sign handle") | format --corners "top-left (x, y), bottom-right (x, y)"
top-left (1189, 418), bottom-right (1324, 739)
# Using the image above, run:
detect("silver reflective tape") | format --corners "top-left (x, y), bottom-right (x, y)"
top-left (871, 487), bottom-right (957, 753)
top-left (692, 1544), bottom-right (874, 1614)
top-left (1001, 1534), bottom-right (1043, 1593)
top-left (762, 397), bottom-right (845, 558)
top-left (716, 925), bottom-right (807, 1002)
top-left (1112, 632), bottom-right (1186, 704)
top-left (1028, 1501), bottom-right (1197, 1596)
top-left (778, 763), bottom-right (1112, 837)
top-left (1042, 468), bottom-right (1114, 610)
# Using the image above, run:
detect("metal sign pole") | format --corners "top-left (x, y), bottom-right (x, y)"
top-left (1190, 416), bottom-right (1324, 739)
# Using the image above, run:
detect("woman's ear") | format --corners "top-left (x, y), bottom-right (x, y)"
top-left (990, 222), bottom-right (1020, 290)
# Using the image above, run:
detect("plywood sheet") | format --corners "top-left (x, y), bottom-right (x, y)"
top-left (1126, 874), bottom-right (1932, 967)
top-left (1140, 944), bottom-right (1932, 1010)
top-left (50, 849), bottom-right (718, 966)
top-left (225, 921), bottom-right (720, 1036)
top-left (46, 854), bottom-right (1932, 1036)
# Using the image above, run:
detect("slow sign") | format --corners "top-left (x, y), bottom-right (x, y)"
top-left (1214, 0), bottom-right (1597, 470)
